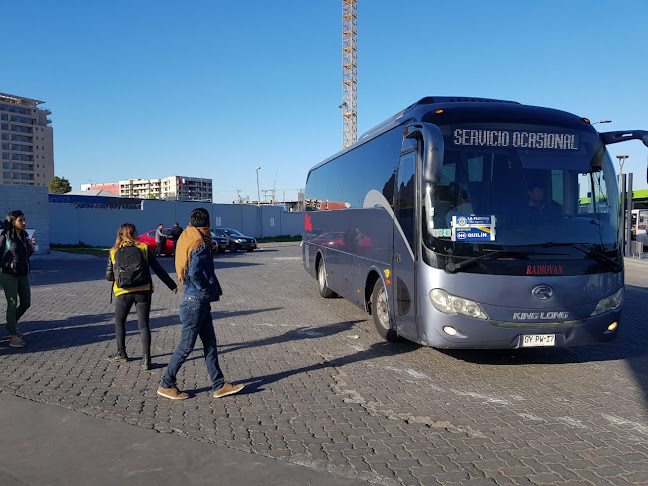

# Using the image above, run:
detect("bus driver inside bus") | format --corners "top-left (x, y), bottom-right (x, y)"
top-left (527, 181), bottom-right (560, 223)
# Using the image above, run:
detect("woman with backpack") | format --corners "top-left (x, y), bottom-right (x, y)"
top-left (0, 210), bottom-right (34, 348)
top-left (106, 223), bottom-right (178, 370)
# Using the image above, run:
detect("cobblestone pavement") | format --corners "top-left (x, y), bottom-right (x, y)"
top-left (1, 243), bottom-right (647, 486)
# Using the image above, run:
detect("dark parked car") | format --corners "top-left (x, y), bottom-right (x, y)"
top-left (210, 231), bottom-right (229, 253)
top-left (211, 228), bottom-right (257, 252)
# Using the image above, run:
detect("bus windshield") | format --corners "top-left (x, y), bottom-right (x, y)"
top-left (423, 122), bottom-right (620, 257)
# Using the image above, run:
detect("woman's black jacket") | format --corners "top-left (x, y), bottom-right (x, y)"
top-left (0, 233), bottom-right (34, 277)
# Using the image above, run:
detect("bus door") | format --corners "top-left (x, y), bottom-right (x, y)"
top-left (392, 144), bottom-right (419, 340)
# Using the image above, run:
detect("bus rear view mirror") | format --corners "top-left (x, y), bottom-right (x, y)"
top-left (600, 130), bottom-right (648, 183)
top-left (405, 122), bottom-right (444, 183)
top-left (600, 130), bottom-right (648, 148)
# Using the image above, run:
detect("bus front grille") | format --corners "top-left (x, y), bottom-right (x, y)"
top-left (489, 319), bottom-right (585, 329)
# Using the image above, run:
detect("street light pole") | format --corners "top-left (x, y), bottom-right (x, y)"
top-left (616, 154), bottom-right (628, 178)
top-left (256, 166), bottom-right (263, 239)
top-left (617, 154), bottom-right (630, 256)
top-left (256, 166), bottom-right (261, 207)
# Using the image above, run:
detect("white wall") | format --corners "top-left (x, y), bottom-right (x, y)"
top-left (0, 185), bottom-right (50, 253)
top-left (48, 198), bottom-right (303, 247)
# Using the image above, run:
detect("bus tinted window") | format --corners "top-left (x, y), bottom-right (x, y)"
top-left (305, 126), bottom-right (403, 210)
top-left (395, 152), bottom-right (416, 249)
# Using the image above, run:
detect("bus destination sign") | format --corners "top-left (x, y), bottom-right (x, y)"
top-left (453, 129), bottom-right (579, 150)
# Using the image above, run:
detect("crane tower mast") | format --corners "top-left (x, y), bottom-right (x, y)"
top-left (342, 0), bottom-right (357, 148)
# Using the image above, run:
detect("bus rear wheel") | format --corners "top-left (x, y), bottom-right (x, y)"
top-left (317, 260), bottom-right (337, 298)
top-left (371, 279), bottom-right (399, 342)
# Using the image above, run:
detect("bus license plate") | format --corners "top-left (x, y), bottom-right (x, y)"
top-left (522, 334), bottom-right (556, 347)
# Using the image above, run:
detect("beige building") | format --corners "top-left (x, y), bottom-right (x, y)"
top-left (0, 92), bottom-right (54, 187)
top-left (119, 176), bottom-right (212, 201)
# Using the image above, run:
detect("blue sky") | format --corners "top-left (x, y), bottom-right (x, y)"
top-left (2, 0), bottom-right (647, 203)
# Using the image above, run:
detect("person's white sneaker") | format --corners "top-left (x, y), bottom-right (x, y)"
top-left (10, 336), bottom-right (26, 348)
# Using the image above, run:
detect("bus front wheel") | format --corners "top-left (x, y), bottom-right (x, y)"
top-left (317, 260), bottom-right (337, 298)
top-left (371, 279), bottom-right (399, 342)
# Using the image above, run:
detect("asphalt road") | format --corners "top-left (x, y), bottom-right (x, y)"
top-left (0, 243), bottom-right (647, 486)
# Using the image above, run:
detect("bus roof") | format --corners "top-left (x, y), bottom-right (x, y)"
top-left (358, 96), bottom-right (519, 142)
top-left (308, 96), bottom-right (592, 174)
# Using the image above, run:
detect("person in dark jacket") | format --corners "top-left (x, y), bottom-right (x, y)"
top-left (0, 210), bottom-right (34, 348)
top-left (155, 223), bottom-right (166, 257)
top-left (106, 223), bottom-right (178, 370)
top-left (527, 182), bottom-right (562, 224)
top-left (169, 222), bottom-right (183, 257)
top-left (157, 208), bottom-right (245, 400)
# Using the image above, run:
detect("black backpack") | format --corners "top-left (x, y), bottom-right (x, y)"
top-left (114, 245), bottom-right (151, 289)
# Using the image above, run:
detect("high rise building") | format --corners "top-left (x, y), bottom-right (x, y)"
top-left (0, 92), bottom-right (54, 186)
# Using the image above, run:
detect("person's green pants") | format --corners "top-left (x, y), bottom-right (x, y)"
top-left (1, 273), bottom-right (31, 336)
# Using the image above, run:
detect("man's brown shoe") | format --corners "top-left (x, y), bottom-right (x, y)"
top-left (213, 382), bottom-right (245, 398)
top-left (157, 386), bottom-right (189, 400)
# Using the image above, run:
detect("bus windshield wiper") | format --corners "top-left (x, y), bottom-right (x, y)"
top-left (445, 249), bottom-right (533, 273)
top-left (539, 241), bottom-right (622, 272)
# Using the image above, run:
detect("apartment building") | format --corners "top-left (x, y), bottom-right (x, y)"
top-left (119, 175), bottom-right (212, 201)
top-left (119, 178), bottom-right (163, 199)
top-left (0, 92), bottom-right (54, 186)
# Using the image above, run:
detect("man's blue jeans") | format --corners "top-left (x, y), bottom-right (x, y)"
top-left (161, 295), bottom-right (224, 391)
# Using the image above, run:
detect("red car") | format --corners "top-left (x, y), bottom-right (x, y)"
top-left (138, 228), bottom-right (174, 256)
top-left (138, 228), bottom-right (228, 256)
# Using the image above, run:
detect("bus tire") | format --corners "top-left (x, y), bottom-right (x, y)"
top-left (317, 260), bottom-right (337, 298)
top-left (371, 279), bottom-right (399, 342)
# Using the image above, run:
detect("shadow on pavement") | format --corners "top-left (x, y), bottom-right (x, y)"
top-left (175, 319), bottom-right (419, 395)
top-left (217, 318), bottom-right (366, 355)
top-left (239, 339), bottom-right (419, 395)
top-left (26, 256), bottom-right (260, 287)
top-left (157, 318), bottom-right (365, 371)
top-left (622, 284), bottom-right (648, 408)
top-left (211, 260), bottom-right (262, 270)
top-left (0, 311), bottom-right (180, 354)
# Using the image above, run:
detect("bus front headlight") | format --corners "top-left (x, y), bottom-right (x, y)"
top-left (591, 288), bottom-right (624, 316)
top-left (429, 289), bottom-right (488, 320)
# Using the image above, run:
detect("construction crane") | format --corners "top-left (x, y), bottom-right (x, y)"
top-left (341, 0), bottom-right (357, 148)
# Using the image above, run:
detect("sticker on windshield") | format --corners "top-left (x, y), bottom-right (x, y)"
top-left (452, 215), bottom-right (496, 242)
top-left (432, 229), bottom-right (452, 238)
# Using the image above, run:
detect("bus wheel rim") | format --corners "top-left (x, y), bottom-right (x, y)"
top-left (377, 287), bottom-right (389, 329)
top-left (318, 264), bottom-right (326, 289)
